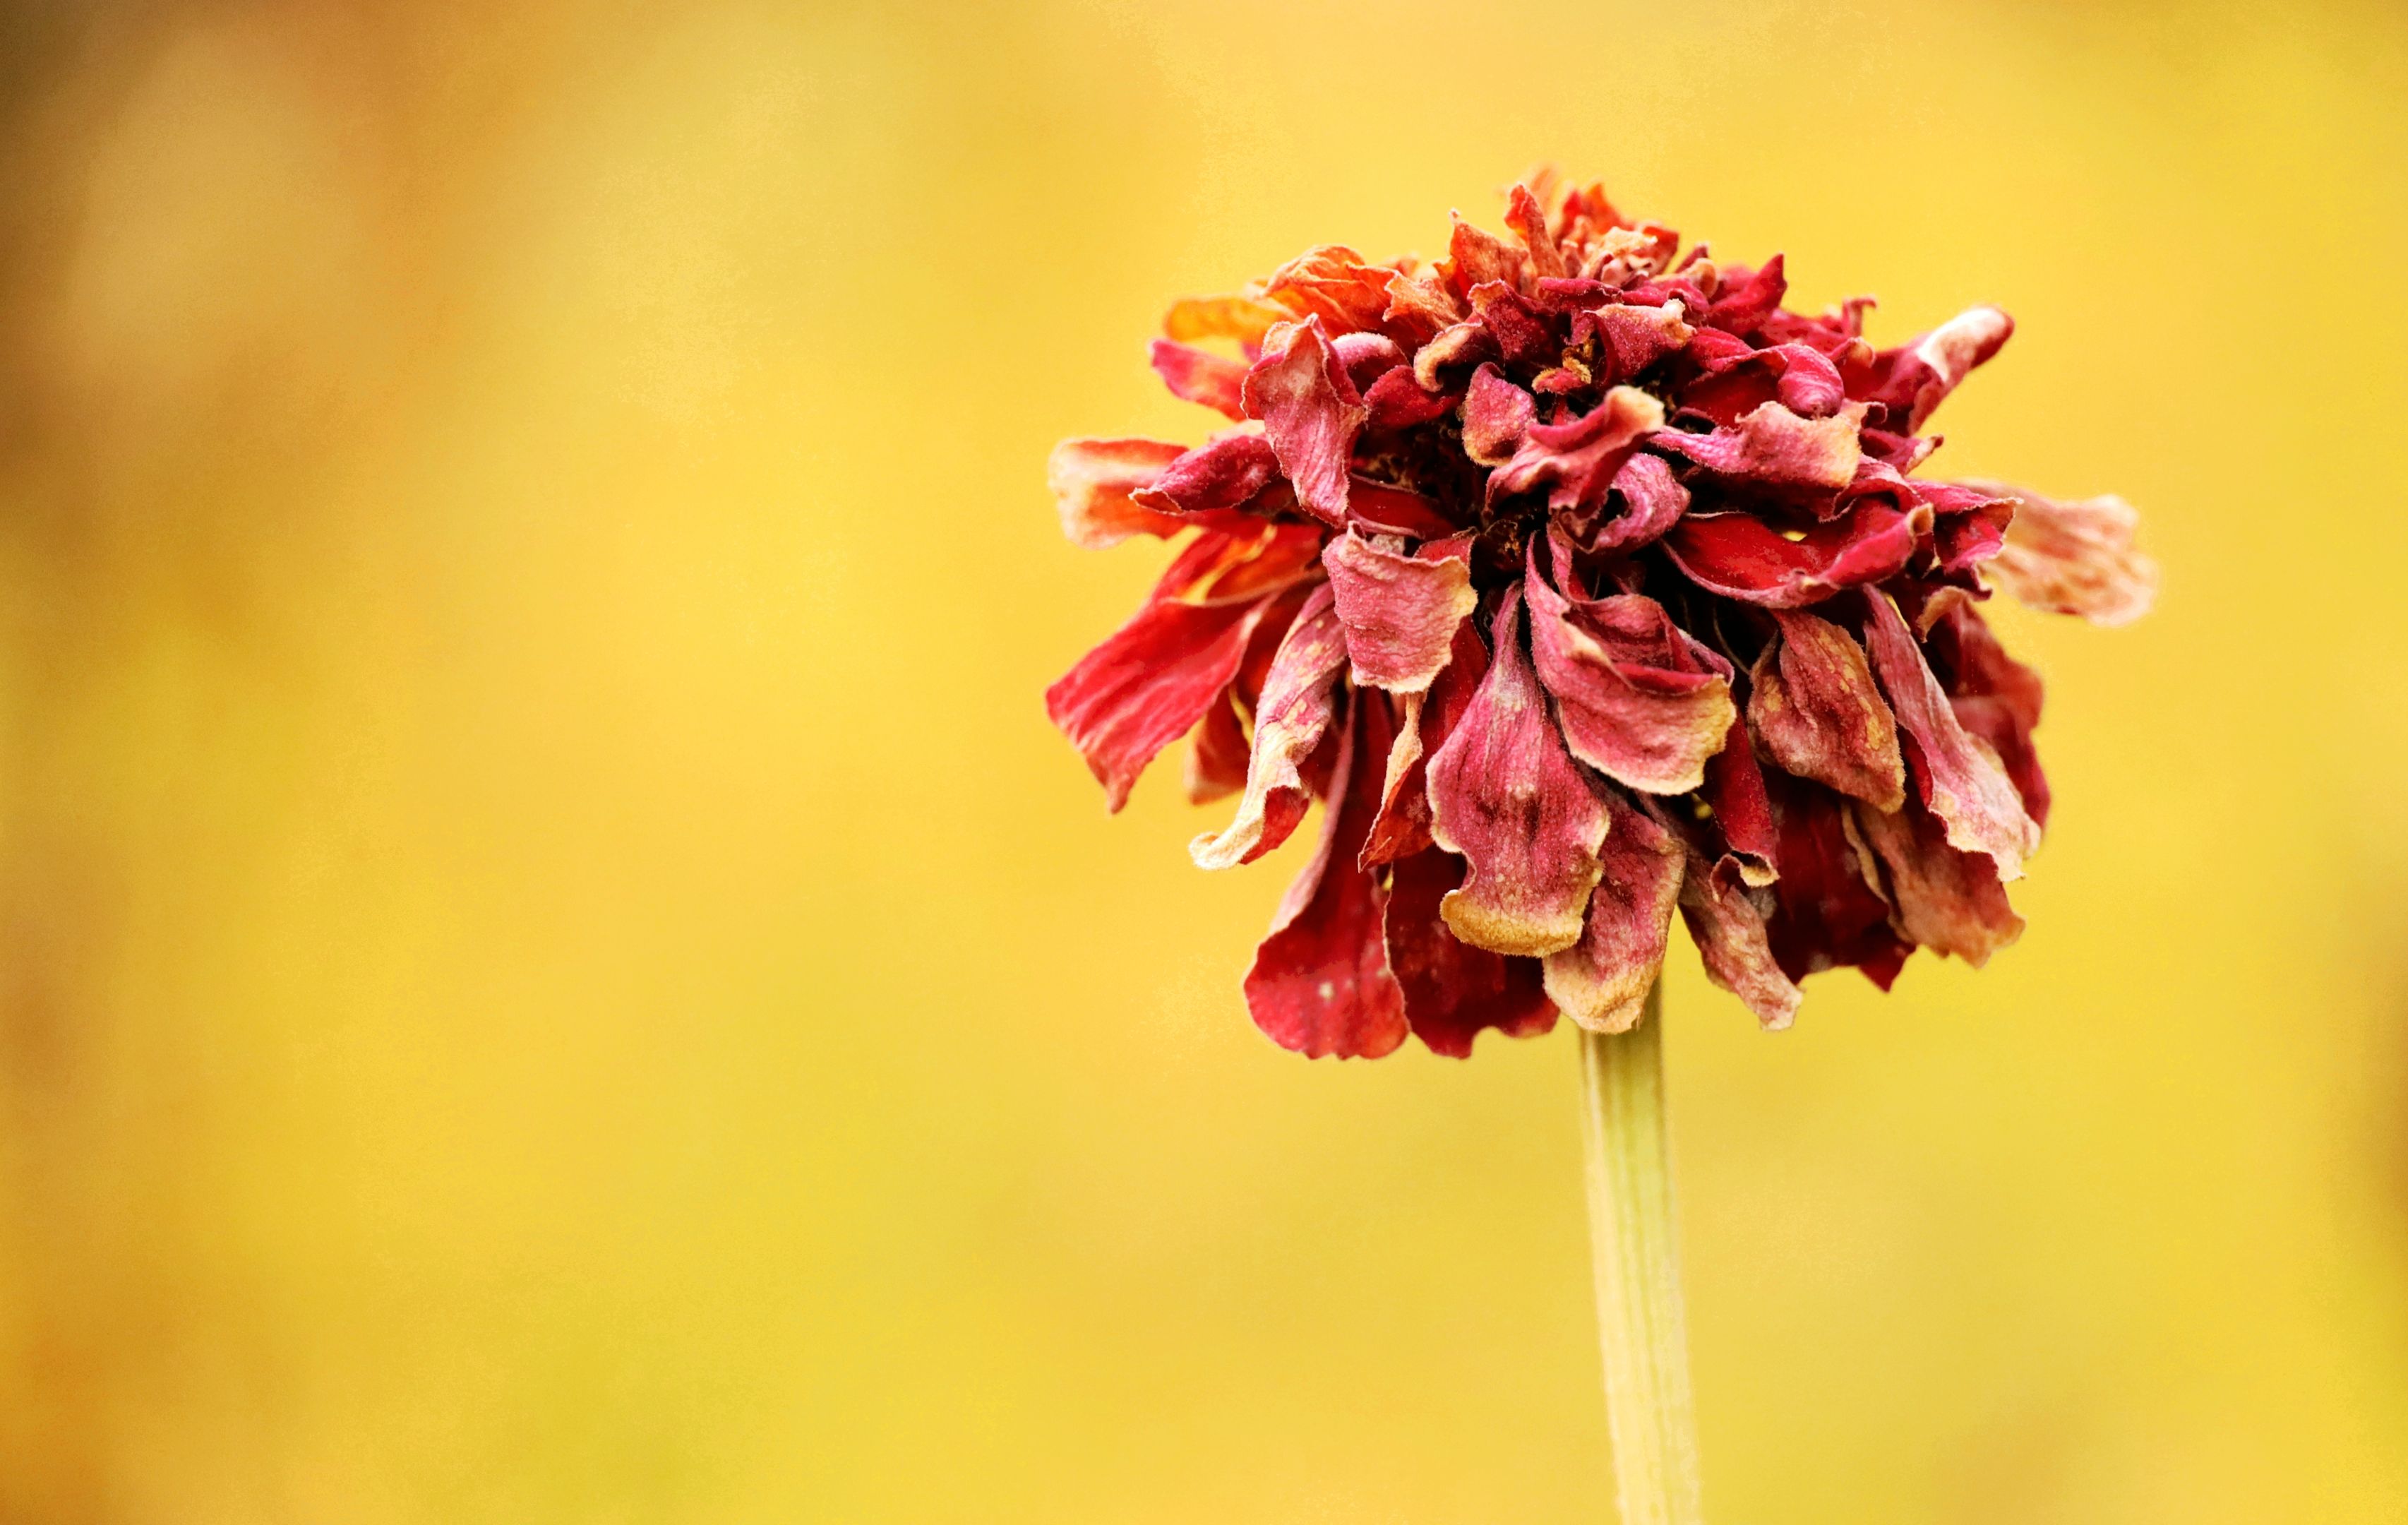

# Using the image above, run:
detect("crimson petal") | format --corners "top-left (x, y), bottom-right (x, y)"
top-left (1384, 848), bottom-right (1558, 1057)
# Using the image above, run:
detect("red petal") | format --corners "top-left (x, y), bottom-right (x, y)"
top-left (1701, 253), bottom-right (1787, 335)
top-left (1440, 213), bottom-right (1529, 301)
top-left (1584, 453), bottom-right (1689, 554)
top-left (1362, 618), bottom-right (1487, 867)
top-left (1242, 318), bottom-right (1368, 527)
top-left (1699, 716), bottom-right (1778, 886)
top-left (1861, 589), bottom-right (2039, 880)
top-left (1578, 301), bottom-right (1694, 384)
top-left (1523, 543), bottom-right (1735, 795)
top-left (1504, 182), bottom-right (1568, 280)
top-left (1853, 796), bottom-right (2025, 966)
top-left (1540, 789), bottom-right (1682, 1032)
top-left (1362, 367), bottom-right (1456, 431)
top-left (1745, 608), bottom-right (1907, 810)
top-left (1760, 775), bottom-right (1910, 985)
top-left (1488, 385), bottom-right (1665, 513)
top-left (1192, 585), bottom-right (1348, 869)
top-left (1185, 689), bottom-right (1251, 804)
top-left (1924, 591), bottom-right (2050, 829)
top-left (1425, 586), bottom-right (1610, 956)
top-left (1969, 481), bottom-right (2157, 626)
top-left (1149, 340), bottom-right (1247, 419)
top-left (1660, 501), bottom-right (1924, 608)
top-left (1322, 531), bottom-right (1477, 694)
top-left (1047, 594), bottom-right (1270, 812)
top-left (1049, 438), bottom-right (1190, 549)
top-left (1244, 700), bottom-right (1410, 1058)
top-left (1384, 847), bottom-right (1558, 1058)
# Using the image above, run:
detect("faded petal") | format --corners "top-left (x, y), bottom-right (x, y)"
top-left (1362, 618), bottom-right (1487, 867)
top-left (1523, 543), bottom-right (1736, 795)
top-left (1164, 293), bottom-right (1288, 349)
top-left (1244, 700), bottom-right (1410, 1058)
top-left (1542, 789), bottom-right (1682, 1032)
top-left (1192, 585), bottom-right (1348, 869)
top-left (1853, 797), bottom-right (2025, 966)
top-left (1385, 848), bottom-right (1559, 1057)
top-left (1968, 482), bottom-right (2158, 626)
top-left (1924, 590), bottom-right (2050, 828)
top-left (1242, 318), bottom-right (1368, 526)
top-left (1861, 589), bottom-right (2039, 880)
top-left (1462, 363), bottom-right (1537, 467)
top-left (1322, 531), bottom-right (1478, 693)
top-left (1675, 839), bottom-right (1803, 1029)
top-left (1651, 400), bottom-right (1867, 492)
top-left (1049, 438), bottom-right (1189, 549)
top-left (1128, 431), bottom-right (1281, 518)
top-left (1149, 340), bottom-right (1247, 419)
top-left (1261, 245), bottom-right (1399, 335)
top-left (1426, 586), bottom-right (1610, 956)
top-left (1905, 304), bottom-right (2013, 430)
top-left (1586, 453), bottom-right (1689, 553)
top-left (1661, 502), bottom-right (1924, 608)
top-left (1185, 689), bottom-right (1250, 805)
top-left (1746, 608), bottom-right (1907, 810)
top-left (1761, 775), bottom-right (1910, 986)
top-left (1047, 595), bottom-right (1271, 813)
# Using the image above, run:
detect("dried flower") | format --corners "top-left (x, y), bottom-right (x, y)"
top-left (1047, 172), bottom-right (2156, 1058)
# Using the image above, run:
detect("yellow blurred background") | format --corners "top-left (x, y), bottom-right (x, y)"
top-left (1, 1), bottom-right (2404, 1520)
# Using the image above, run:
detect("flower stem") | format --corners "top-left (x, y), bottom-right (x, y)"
top-left (1579, 981), bottom-right (1704, 1525)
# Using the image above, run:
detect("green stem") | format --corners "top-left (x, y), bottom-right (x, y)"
top-left (1579, 981), bottom-right (1704, 1525)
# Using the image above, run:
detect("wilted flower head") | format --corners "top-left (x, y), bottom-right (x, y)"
top-left (1047, 170), bottom-right (2155, 1058)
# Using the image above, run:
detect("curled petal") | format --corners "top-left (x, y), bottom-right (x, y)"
top-left (1363, 618), bottom-right (1487, 867)
top-left (1129, 431), bottom-right (1281, 518)
top-left (1504, 181), bottom-right (1568, 280)
top-left (1260, 244), bottom-right (1399, 335)
top-left (1467, 282), bottom-right (1555, 366)
top-left (1524, 546), bottom-right (1735, 794)
top-left (1702, 253), bottom-right (1786, 335)
top-left (1586, 453), bottom-right (1689, 554)
top-left (1925, 590), bottom-right (2049, 827)
top-left (1242, 318), bottom-right (1368, 525)
top-left (1489, 385), bottom-right (1666, 512)
top-left (1651, 400), bottom-right (1867, 492)
top-left (1244, 701), bottom-right (1409, 1058)
top-left (1049, 438), bottom-right (1189, 549)
top-left (1580, 301), bottom-right (1692, 383)
top-left (1362, 367), bottom-right (1456, 431)
top-left (1165, 293), bottom-right (1288, 349)
top-left (1905, 304), bottom-right (2013, 429)
top-left (1968, 481), bottom-right (2158, 626)
top-left (1661, 501), bottom-right (1924, 608)
top-left (1322, 531), bottom-right (1478, 693)
top-left (1746, 609), bottom-right (1907, 810)
top-left (1047, 592), bottom-right (1272, 812)
top-left (1853, 797), bottom-right (2025, 966)
top-left (1861, 589), bottom-right (2039, 880)
top-left (1462, 363), bottom-right (1537, 467)
top-left (1382, 268), bottom-right (1463, 347)
top-left (1440, 213), bottom-right (1530, 299)
top-left (1413, 319), bottom-right (1498, 390)
top-left (1426, 586), bottom-right (1609, 956)
top-left (1541, 789), bottom-right (1682, 1032)
top-left (1675, 840), bottom-right (1803, 1029)
top-left (1192, 586), bottom-right (1347, 869)
top-left (1185, 690), bottom-right (1250, 804)
top-left (1385, 848), bottom-right (1558, 1057)
top-left (1344, 477), bottom-right (1461, 540)
top-left (1149, 340), bottom-right (1247, 419)
top-left (1700, 717), bottom-right (1778, 886)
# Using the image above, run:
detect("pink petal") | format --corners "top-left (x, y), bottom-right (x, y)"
top-left (1462, 363), bottom-right (1537, 467)
top-left (1540, 789), bottom-right (1683, 1032)
top-left (1149, 340), bottom-right (1247, 419)
top-left (1579, 300), bottom-right (1694, 384)
top-left (1586, 453), bottom-right (1689, 554)
top-left (1322, 531), bottom-right (1477, 694)
top-left (1745, 608), bottom-right (1907, 810)
top-left (1049, 438), bottom-right (1190, 549)
top-left (1852, 796), bottom-right (2025, 966)
top-left (1523, 543), bottom-right (1736, 795)
top-left (1651, 400), bottom-right (1868, 492)
top-left (1128, 432), bottom-right (1281, 519)
top-left (1905, 304), bottom-right (2012, 429)
top-left (1362, 367), bottom-right (1456, 431)
top-left (1660, 501), bottom-right (1925, 608)
top-left (1967, 481), bottom-right (2158, 626)
top-left (1412, 319), bottom-right (1498, 390)
top-left (1192, 585), bottom-right (1348, 869)
top-left (1701, 254), bottom-right (1787, 335)
top-left (1425, 585), bottom-right (1610, 956)
top-left (1244, 700), bottom-right (1410, 1058)
top-left (1384, 848), bottom-right (1558, 1058)
top-left (1860, 589), bottom-right (2039, 881)
top-left (1242, 318), bottom-right (1369, 527)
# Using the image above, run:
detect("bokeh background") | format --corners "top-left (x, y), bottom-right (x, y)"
top-left (1, 1), bottom-right (2404, 1520)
